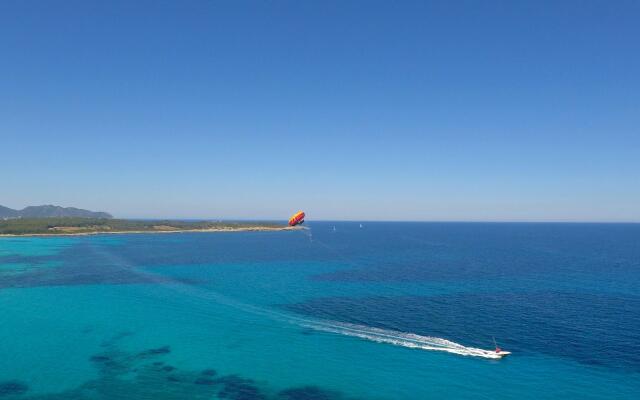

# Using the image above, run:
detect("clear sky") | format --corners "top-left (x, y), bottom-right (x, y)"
top-left (1, 1), bottom-right (639, 221)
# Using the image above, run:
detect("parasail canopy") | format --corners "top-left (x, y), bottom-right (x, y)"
top-left (288, 211), bottom-right (305, 226)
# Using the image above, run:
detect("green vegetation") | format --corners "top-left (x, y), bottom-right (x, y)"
top-left (0, 218), bottom-right (287, 235)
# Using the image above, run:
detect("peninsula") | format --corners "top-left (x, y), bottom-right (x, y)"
top-left (0, 218), bottom-right (294, 237)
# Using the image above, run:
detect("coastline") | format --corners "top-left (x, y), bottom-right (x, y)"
top-left (0, 225), bottom-right (304, 238)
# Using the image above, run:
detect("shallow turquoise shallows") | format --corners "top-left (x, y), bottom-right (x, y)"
top-left (1, 222), bottom-right (639, 399)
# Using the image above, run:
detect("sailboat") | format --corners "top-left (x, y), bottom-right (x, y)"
top-left (493, 337), bottom-right (511, 358)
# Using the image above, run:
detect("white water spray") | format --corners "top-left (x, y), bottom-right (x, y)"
top-left (299, 320), bottom-right (504, 359)
top-left (87, 237), bottom-right (504, 360)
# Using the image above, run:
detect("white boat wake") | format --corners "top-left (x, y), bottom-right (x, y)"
top-left (300, 320), bottom-right (506, 359)
top-left (88, 245), bottom-right (506, 360)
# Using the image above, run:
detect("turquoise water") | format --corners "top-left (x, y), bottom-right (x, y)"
top-left (1, 222), bottom-right (639, 399)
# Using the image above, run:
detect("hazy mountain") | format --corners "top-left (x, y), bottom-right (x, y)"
top-left (0, 205), bottom-right (112, 219)
top-left (0, 205), bottom-right (19, 218)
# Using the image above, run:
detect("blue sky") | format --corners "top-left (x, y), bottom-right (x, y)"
top-left (1, 1), bottom-right (639, 221)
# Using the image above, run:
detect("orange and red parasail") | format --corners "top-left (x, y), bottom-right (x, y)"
top-left (288, 211), bottom-right (305, 226)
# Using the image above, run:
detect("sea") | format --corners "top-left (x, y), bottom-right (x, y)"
top-left (0, 222), bottom-right (639, 399)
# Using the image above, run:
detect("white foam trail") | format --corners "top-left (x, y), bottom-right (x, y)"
top-left (300, 320), bottom-right (504, 359)
top-left (88, 241), bottom-right (503, 360)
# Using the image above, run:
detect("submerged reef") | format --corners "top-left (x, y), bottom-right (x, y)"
top-left (201, 368), bottom-right (217, 376)
top-left (278, 386), bottom-right (341, 400)
top-left (3, 331), bottom-right (355, 400)
top-left (0, 381), bottom-right (29, 397)
top-left (137, 345), bottom-right (171, 357)
top-left (215, 375), bottom-right (266, 400)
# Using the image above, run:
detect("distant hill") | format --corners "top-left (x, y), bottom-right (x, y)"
top-left (0, 205), bottom-right (19, 218)
top-left (0, 205), bottom-right (112, 219)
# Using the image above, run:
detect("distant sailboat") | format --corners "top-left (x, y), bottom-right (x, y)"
top-left (359, 223), bottom-right (363, 228)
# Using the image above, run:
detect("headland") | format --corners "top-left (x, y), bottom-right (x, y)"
top-left (0, 218), bottom-right (299, 237)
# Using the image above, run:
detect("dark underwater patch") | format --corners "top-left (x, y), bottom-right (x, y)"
top-left (0, 380), bottom-right (29, 396)
top-left (89, 355), bottom-right (111, 363)
top-left (2, 339), bottom-right (356, 400)
top-left (194, 377), bottom-right (215, 385)
top-left (216, 375), bottom-right (266, 400)
top-left (89, 351), bottom-right (129, 375)
top-left (137, 345), bottom-right (171, 357)
top-left (0, 254), bottom-right (47, 265)
top-left (0, 261), bottom-right (157, 288)
top-left (284, 291), bottom-right (640, 372)
top-left (278, 386), bottom-right (341, 400)
top-left (0, 242), bottom-right (176, 289)
top-left (0, 231), bottom-right (319, 290)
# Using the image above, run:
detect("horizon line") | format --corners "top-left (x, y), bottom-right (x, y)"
top-left (115, 217), bottom-right (640, 224)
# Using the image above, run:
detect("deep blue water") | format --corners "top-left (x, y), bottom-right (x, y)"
top-left (1, 222), bottom-right (639, 399)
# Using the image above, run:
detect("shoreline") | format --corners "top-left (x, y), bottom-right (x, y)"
top-left (0, 226), bottom-right (304, 238)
